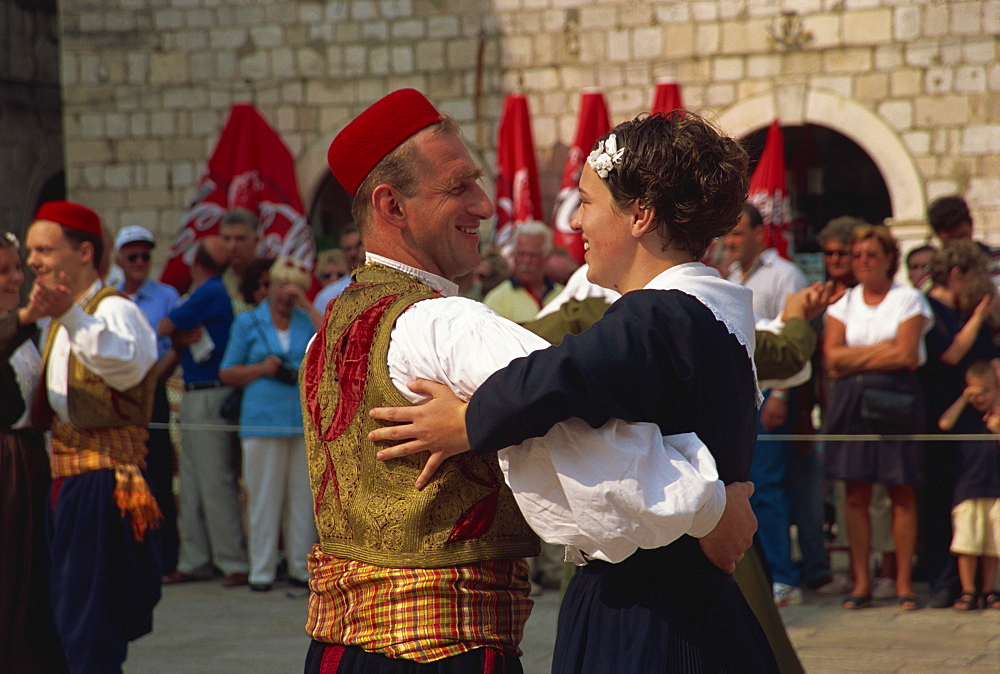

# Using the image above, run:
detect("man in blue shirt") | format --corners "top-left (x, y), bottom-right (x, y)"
top-left (115, 225), bottom-right (183, 576)
top-left (159, 236), bottom-right (249, 587)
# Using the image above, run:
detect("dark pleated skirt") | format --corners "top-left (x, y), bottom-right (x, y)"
top-left (0, 429), bottom-right (67, 673)
top-left (553, 537), bottom-right (779, 673)
top-left (823, 371), bottom-right (925, 485)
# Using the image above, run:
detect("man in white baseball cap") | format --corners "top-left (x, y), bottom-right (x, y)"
top-left (114, 225), bottom-right (183, 579)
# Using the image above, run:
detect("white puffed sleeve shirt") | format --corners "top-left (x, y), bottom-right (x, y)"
top-left (44, 280), bottom-right (158, 423)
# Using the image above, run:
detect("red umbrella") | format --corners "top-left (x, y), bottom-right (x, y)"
top-left (748, 119), bottom-right (794, 259)
top-left (160, 103), bottom-right (316, 293)
top-left (550, 89), bottom-right (611, 264)
top-left (650, 77), bottom-right (684, 114)
top-left (493, 93), bottom-right (544, 256)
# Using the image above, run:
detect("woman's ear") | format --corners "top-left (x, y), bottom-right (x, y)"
top-left (630, 203), bottom-right (657, 239)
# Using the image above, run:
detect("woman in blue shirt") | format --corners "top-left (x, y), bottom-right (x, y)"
top-left (221, 257), bottom-right (319, 591)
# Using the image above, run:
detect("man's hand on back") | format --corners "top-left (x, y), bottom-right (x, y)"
top-left (698, 481), bottom-right (757, 574)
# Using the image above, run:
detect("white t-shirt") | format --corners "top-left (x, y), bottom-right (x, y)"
top-left (727, 248), bottom-right (807, 322)
top-left (825, 283), bottom-right (933, 366)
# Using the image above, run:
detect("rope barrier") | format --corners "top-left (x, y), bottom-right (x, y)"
top-left (146, 420), bottom-right (999, 442)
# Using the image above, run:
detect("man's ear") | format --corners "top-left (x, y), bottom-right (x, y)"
top-left (78, 240), bottom-right (95, 266)
top-left (372, 184), bottom-right (407, 230)
top-left (630, 203), bottom-right (657, 239)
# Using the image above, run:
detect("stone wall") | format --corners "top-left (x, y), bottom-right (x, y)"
top-left (1, 0), bottom-right (63, 238)
top-left (57, 0), bottom-right (1000, 258)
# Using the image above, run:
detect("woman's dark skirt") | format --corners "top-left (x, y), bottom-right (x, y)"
top-left (0, 429), bottom-right (67, 672)
top-left (553, 538), bottom-right (778, 673)
top-left (823, 370), bottom-right (925, 485)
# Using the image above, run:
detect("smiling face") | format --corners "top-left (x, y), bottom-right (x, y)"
top-left (400, 130), bottom-right (493, 281)
top-left (26, 219), bottom-right (93, 290)
top-left (571, 165), bottom-right (635, 292)
top-left (0, 244), bottom-right (24, 312)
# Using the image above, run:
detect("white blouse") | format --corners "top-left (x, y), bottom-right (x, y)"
top-left (826, 283), bottom-right (933, 366)
top-left (10, 340), bottom-right (41, 429)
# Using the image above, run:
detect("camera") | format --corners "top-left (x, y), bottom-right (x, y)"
top-left (274, 361), bottom-right (299, 385)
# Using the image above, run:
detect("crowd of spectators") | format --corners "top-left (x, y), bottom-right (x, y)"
top-left (745, 194), bottom-right (1000, 612)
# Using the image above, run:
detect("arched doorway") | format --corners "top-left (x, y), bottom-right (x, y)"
top-left (306, 172), bottom-right (353, 251)
top-left (741, 123), bottom-right (892, 253)
top-left (719, 89), bottom-right (925, 224)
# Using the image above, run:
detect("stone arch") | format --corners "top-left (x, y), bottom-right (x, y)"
top-left (716, 89), bottom-right (925, 221)
top-left (297, 131), bottom-right (339, 213)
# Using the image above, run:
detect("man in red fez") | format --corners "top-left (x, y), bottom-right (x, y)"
top-left (22, 201), bottom-right (162, 672)
top-left (301, 91), bottom-right (757, 672)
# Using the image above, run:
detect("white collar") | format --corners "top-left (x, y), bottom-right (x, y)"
top-left (365, 253), bottom-right (459, 297)
top-left (78, 279), bottom-right (104, 306)
top-left (646, 262), bottom-right (762, 407)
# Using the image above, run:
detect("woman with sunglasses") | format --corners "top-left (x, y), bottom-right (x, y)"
top-left (822, 224), bottom-right (933, 610)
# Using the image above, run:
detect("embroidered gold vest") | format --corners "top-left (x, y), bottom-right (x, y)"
top-left (301, 263), bottom-right (539, 568)
top-left (35, 285), bottom-right (156, 430)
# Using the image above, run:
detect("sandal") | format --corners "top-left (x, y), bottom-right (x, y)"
top-left (842, 593), bottom-right (871, 610)
top-left (952, 591), bottom-right (978, 611)
top-left (983, 592), bottom-right (1000, 610)
top-left (898, 594), bottom-right (921, 610)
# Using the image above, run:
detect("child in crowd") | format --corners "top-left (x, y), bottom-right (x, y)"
top-left (938, 360), bottom-right (1000, 610)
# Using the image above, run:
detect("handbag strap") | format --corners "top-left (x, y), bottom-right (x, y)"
top-left (250, 311), bottom-right (285, 358)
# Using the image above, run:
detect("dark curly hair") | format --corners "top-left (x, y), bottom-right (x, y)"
top-left (594, 111), bottom-right (749, 258)
top-left (927, 195), bottom-right (971, 235)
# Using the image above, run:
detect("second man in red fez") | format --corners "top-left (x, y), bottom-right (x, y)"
top-left (22, 201), bottom-right (162, 670)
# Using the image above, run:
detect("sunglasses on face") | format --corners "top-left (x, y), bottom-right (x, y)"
top-left (823, 249), bottom-right (849, 259)
top-left (126, 252), bottom-right (151, 263)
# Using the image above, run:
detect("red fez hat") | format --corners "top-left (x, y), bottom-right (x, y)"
top-left (35, 201), bottom-right (103, 238)
top-left (328, 89), bottom-right (444, 196)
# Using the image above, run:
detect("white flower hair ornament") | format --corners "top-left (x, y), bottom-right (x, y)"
top-left (586, 133), bottom-right (625, 179)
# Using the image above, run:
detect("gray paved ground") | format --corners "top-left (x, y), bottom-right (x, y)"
top-left (125, 578), bottom-right (1000, 673)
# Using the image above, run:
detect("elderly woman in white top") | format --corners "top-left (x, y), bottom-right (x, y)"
top-left (220, 257), bottom-right (320, 591)
top-left (823, 225), bottom-right (933, 610)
